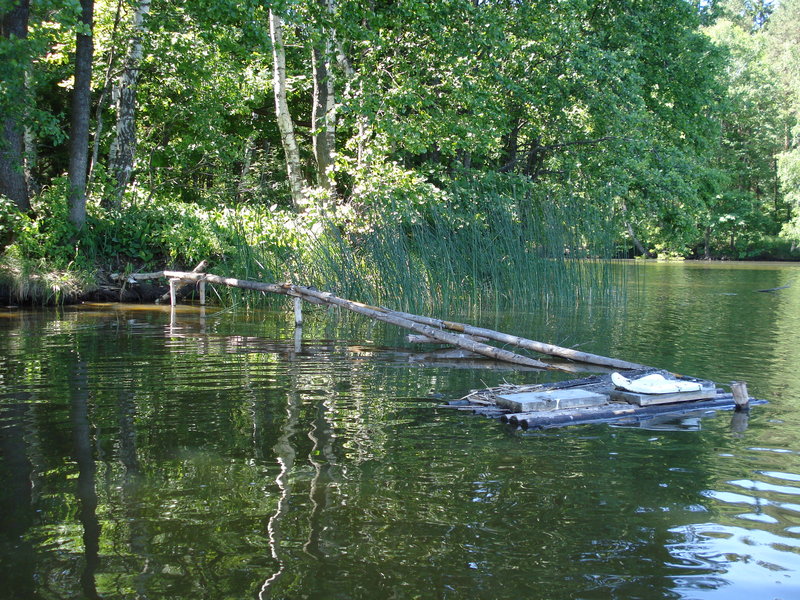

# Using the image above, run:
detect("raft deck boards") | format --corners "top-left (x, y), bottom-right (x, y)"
top-left (609, 387), bottom-right (717, 406)
top-left (445, 369), bottom-right (762, 429)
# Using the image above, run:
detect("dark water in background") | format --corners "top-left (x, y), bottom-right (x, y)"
top-left (1, 260), bottom-right (799, 599)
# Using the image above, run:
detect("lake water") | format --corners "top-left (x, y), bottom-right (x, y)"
top-left (1, 261), bottom-right (800, 599)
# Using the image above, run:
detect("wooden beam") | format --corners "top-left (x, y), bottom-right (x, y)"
top-left (157, 260), bottom-right (208, 304)
top-left (381, 309), bottom-right (646, 371)
top-left (109, 268), bottom-right (645, 372)
top-left (288, 285), bottom-right (554, 370)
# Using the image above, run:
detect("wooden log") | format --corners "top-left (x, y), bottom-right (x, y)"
top-left (293, 296), bottom-right (303, 327)
top-left (381, 309), bottom-right (647, 371)
top-left (406, 333), bottom-right (490, 344)
top-left (505, 394), bottom-right (760, 429)
top-left (110, 270), bottom-right (166, 281)
top-left (107, 269), bottom-right (643, 372)
top-left (156, 260), bottom-right (208, 304)
top-left (731, 381), bottom-right (749, 410)
top-left (288, 285), bottom-right (555, 370)
top-left (162, 271), bottom-right (289, 295)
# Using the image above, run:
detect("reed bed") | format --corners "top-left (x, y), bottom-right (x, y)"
top-left (218, 177), bottom-right (624, 315)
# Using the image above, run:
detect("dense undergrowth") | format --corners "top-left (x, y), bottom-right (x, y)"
top-left (0, 173), bottom-right (630, 312)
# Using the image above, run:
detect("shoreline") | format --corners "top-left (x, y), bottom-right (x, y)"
top-left (3, 256), bottom-right (798, 307)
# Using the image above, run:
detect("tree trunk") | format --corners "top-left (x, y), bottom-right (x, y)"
top-left (625, 220), bottom-right (653, 258)
top-left (333, 34), bottom-right (370, 170)
top-left (621, 201), bottom-right (653, 258)
top-left (324, 36), bottom-right (336, 165)
top-left (499, 117), bottom-right (523, 173)
top-left (269, 9), bottom-right (306, 208)
top-left (311, 42), bottom-right (333, 190)
top-left (311, 0), bottom-right (337, 192)
top-left (0, 0), bottom-right (31, 212)
top-left (68, 0), bottom-right (94, 230)
top-left (288, 285), bottom-right (553, 369)
top-left (381, 307), bottom-right (647, 371)
top-left (88, 0), bottom-right (123, 191)
top-left (108, 0), bottom-right (150, 205)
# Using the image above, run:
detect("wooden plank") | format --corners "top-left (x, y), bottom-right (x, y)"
top-left (609, 388), bottom-right (717, 406)
top-left (496, 389), bottom-right (607, 412)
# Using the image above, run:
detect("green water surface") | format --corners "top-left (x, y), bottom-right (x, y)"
top-left (1, 261), bottom-right (800, 599)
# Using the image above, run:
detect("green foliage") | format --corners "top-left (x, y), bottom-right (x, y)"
top-left (0, 195), bottom-right (26, 249)
top-left (15, 178), bottom-right (80, 266)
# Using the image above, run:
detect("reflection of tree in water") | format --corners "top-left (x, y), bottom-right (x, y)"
top-left (69, 360), bottom-right (101, 600)
top-left (0, 400), bottom-right (36, 597)
top-left (259, 328), bottom-right (336, 599)
top-left (115, 388), bottom-right (156, 599)
top-left (304, 396), bottom-right (336, 560)
top-left (260, 334), bottom-right (340, 597)
top-left (260, 374), bottom-right (300, 597)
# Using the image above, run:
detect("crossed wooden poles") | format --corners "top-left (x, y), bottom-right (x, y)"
top-left (113, 267), bottom-right (646, 373)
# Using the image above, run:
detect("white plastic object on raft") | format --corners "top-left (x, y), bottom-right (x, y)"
top-left (611, 372), bottom-right (702, 395)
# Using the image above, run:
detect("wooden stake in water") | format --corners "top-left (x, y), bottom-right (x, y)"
top-left (293, 296), bottom-right (303, 327)
top-left (169, 278), bottom-right (179, 307)
top-left (731, 381), bottom-right (749, 411)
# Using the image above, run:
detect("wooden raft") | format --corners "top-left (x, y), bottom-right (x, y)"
top-left (443, 369), bottom-right (761, 429)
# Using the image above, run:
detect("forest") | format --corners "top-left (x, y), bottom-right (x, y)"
top-left (1, 0), bottom-right (799, 308)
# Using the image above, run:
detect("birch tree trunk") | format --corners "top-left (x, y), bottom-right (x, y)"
top-left (108, 0), bottom-right (151, 205)
top-left (324, 38), bottom-right (336, 164)
top-left (88, 0), bottom-right (123, 191)
top-left (269, 9), bottom-right (306, 208)
top-left (311, 43), bottom-right (333, 190)
top-left (0, 0), bottom-right (31, 212)
top-left (333, 35), bottom-right (370, 169)
top-left (68, 0), bottom-right (94, 229)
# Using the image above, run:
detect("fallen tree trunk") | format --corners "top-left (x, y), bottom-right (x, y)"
top-left (407, 333), bottom-right (490, 344)
top-left (164, 271), bottom-right (288, 295)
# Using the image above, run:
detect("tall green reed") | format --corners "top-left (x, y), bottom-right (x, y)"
top-left (217, 174), bottom-right (625, 316)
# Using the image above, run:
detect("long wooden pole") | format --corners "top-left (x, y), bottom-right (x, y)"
top-left (110, 270), bottom-right (642, 371)
top-left (286, 285), bottom-right (553, 369)
top-left (372, 308), bottom-right (647, 371)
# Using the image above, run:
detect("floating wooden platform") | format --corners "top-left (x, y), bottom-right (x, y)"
top-left (442, 369), bottom-right (764, 429)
